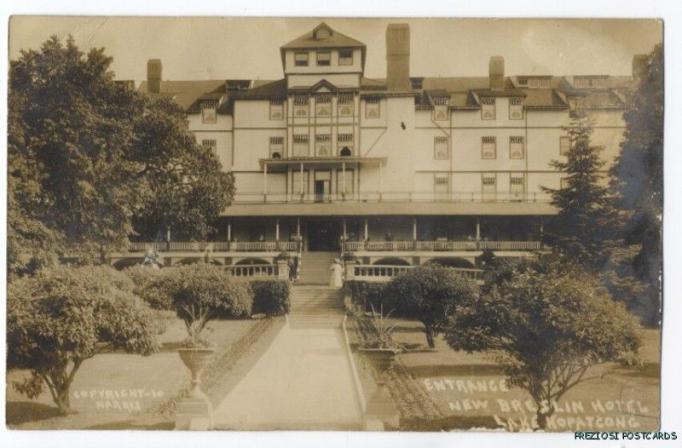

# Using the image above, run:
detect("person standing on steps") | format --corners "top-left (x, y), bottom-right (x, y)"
top-left (329, 258), bottom-right (343, 288)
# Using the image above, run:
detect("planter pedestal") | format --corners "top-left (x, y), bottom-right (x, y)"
top-left (360, 348), bottom-right (401, 430)
top-left (175, 347), bottom-right (215, 430)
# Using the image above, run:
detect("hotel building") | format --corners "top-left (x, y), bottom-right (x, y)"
top-left (125, 22), bottom-right (635, 283)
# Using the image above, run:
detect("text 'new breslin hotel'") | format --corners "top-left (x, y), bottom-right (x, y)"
top-left (127, 22), bottom-right (637, 284)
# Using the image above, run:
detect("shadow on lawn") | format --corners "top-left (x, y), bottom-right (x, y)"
top-left (619, 362), bottom-right (660, 379)
top-left (407, 363), bottom-right (506, 378)
top-left (6, 401), bottom-right (63, 425)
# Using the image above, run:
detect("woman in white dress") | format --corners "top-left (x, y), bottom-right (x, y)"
top-left (329, 258), bottom-right (343, 288)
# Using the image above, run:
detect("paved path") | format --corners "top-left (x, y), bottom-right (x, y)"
top-left (213, 316), bottom-right (363, 430)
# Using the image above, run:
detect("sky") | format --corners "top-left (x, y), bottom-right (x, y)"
top-left (9, 17), bottom-right (662, 82)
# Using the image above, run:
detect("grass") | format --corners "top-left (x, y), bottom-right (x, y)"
top-left (6, 316), bottom-right (267, 430)
top-left (384, 318), bottom-right (661, 432)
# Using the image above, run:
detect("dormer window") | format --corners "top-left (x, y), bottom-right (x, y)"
top-left (295, 51), bottom-right (309, 67)
top-left (201, 100), bottom-right (218, 124)
top-left (314, 26), bottom-right (331, 40)
top-left (410, 78), bottom-right (424, 90)
top-left (339, 49), bottom-right (353, 65)
top-left (316, 51), bottom-right (331, 66)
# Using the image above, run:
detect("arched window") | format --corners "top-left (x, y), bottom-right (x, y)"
top-left (340, 146), bottom-right (352, 157)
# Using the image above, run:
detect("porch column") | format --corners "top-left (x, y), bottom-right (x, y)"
top-left (299, 162), bottom-right (304, 199)
top-left (364, 218), bottom-right (369, 241)
top-left (275, 219), bottom-right (280, 241)
top-left (475, 217), bottom-right (481, 241)
top-left (263, 162), bottom-right (268, 202)
top-left (342, 161), bottom-right (346, 199)
top-left (412, 217), bottom-right (418, 241)
top-left (354, 162), bottom-right (360, 200)
top-left (342, 218), bottom-right (348, 239)
top-left (378, 162), bottom-right (383, 201)
top-left (227, 220), bottom-right (232, 241)
top-left (539, 217), bottom-right (544, 244)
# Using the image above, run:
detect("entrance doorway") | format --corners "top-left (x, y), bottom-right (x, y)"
top-left (314, 170), bottom-right (331, 203)
top-left (306, 218), bottom-right (340, 251)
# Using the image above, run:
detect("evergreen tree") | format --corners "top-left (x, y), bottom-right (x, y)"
top-left (609, 44), bottom-right (663, 323)
top-left (542, 117), bottom-right (617, 268)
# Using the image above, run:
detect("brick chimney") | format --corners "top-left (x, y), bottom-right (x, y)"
top-left (147, 59), bottom-right (162, 94)
top-left (632, 54), bottom-right (648, 81)
top-left (489, 56), bottom-right (505, 90)
top-left (386, 24), bottom-right (410, 91)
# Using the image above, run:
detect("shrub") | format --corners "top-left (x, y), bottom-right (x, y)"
top-left (445, 256), bottom-right (641, 430)
top-left (345, 280), bottom-right (387, 311)
top-left (124, 265), bottom-right (171, 310)
top-left (150, 263), bottom-right (252, 346)
top-left (7, 265), bottom-right (157, 414)
top-left (383, 264), bottom-right (477, 348)
top-left (251, 280), bottom-right (290, 316)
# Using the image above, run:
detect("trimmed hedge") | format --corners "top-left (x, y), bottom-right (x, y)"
top-left (345, 280), bottom-right (387, 311)
top-left (251, 280), bottom-right (290, 316)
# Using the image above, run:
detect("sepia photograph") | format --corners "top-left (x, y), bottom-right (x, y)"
top-left (4, 13), bottom-right (667, 436)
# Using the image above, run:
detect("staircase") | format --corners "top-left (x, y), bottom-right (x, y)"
top-left (297, 251), bottom-right (338, 285)
top-left (289, 285), bottom-right (345, 329)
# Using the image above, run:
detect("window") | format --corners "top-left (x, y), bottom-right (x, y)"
top-left (269, 100), bottom-right (284, 120)
top-left (568, 97), bottom-right (584, 117)
top-left (509, 136), bottom-right (525, 159)
top-left (315, 95), bottom-right (331, 116)
top-left (336, 169), bottom-right (354, 195)
top-left (481, 136), bottom-right (497, 159)
top-left (338, 93), bottom-right (354, 117)
top-left (560, 136), bottom-right (571, 155)
top-left (433, 96), bottom-right (449, 121)
top-left (316, 51), bottom-right (331, 66)
top-left (292, 170), bottom-right (309, 196)
top-left (201, 100), bottom-right (218, 124)
top-left (510, 173), bottom-right (526, 198)
top-left (528, 78), bottom-right (551, 88)
top-left (434, 136), bottom-right (449, 160)
top-left (560, 177), bottom-right (569, 189)
top-left (338, 133), bottom-right (353, 155)
top-left (293, 134), bottom-right (309, 156)
top-left (315, 134), bottom-right (331, 156)
top-left (269, 137), bottom-right (284, 159)
top-left (482, 173), bottom-right (497, 201)
top-left (339, 49), bottom-right (353, 65)
top-left (509, 97), bottom-right (524, 120)
top-left (294, 51), bottom-right (309, 67)
top-left (434, 173), bottom-right (449, 199)
top-left (481, 97), bottom-right (496, 120)
top-left (201, 139), bottom-right (217, 155)
top-left (365, 97), bottom-right (380, 119)
top-left (293, 95), bottom-right (309, 117)
top-left (574, 77), bottom-right (606, 89)
top-left (410, 78), bottom-right (424, 90)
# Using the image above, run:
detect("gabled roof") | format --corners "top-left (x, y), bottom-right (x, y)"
top-left (281, 22), bottom-right (365, 50)
top-left (280, 22), bottom-right (367, 70)
top-left (139, 80), bottom-right (226, 110)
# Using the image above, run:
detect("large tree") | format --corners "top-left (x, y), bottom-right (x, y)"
top-left (130, 97), bottom-right (235, 241)
top-left (445, 256), bottom-right (641, 430)
top-left (7, 266), bottom-right (158, 414)
top-left (542, 117), bottom-right (617, 268)
top-left (609, 44), bottom-right (663, 322)
top-left (8, 36), bottom-right (234, 272)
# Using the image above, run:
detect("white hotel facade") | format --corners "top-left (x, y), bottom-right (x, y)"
top-left (128, 23), bottom-right (634, 282)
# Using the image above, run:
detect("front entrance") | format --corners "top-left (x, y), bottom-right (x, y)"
top-left (306, 218), bottom-right (340, 251)
top-left (314, 170), bottom-right (331, 203)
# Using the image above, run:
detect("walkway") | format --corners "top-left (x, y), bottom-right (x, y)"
top-left (213, 313), bottom-right (363, 430)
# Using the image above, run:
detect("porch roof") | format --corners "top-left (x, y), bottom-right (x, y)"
top-left (222, 201), bottom-right (557, 217)
top-left (259, 156), bottom-right (386, 170)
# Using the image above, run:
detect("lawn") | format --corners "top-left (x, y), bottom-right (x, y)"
top-left (387, 318), bottom-right (661, 432)
top-left (6, 315), bottom-right (268, 430)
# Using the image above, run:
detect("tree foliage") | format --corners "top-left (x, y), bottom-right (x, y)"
top-left (445, 256), bottom-right (641, 429)
top-left (609, 44), bottom-right (663, 322)
top-left (148, 263), bottom-right (252, 346)
top-left (542, 117), bottom-right (617, 268)
top-left (7, 265), bottom-right (158, 414)
top-left (8, 36), bottom-right (234, 274)
top-left (383, 264), bottom-right (477, 348)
